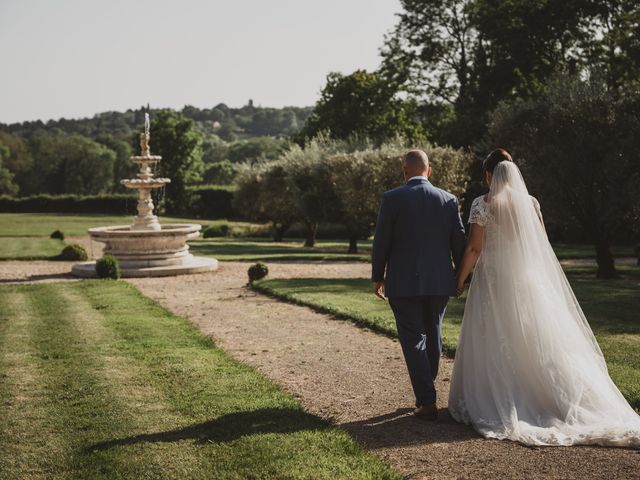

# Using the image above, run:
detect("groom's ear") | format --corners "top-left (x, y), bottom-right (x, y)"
top-left (427, 165), bottom-right (432, 178)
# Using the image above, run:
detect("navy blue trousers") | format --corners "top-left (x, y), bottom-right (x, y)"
top-left (389, 296), bottom-right (449, 407)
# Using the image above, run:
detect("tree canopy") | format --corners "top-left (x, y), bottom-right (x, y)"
top-left (297, 70), bottom-right (426, 144)
top-left (381, 0), bottom-right (640, 146)
top-left (150, 110), bottom-right (204, 214)
top-left (487, 75), bottom-right (640, 278)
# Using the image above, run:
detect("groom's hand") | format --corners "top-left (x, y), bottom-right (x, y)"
top-left (374, 281), bottom-right (386, 300)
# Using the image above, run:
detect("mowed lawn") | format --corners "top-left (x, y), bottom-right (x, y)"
top-left (254, 266), bottom-right (640, 411)
top-left (191, 238), bottom-right (371, 262)
top-left (0, 213), bottom-right (252, 237)
top-left (0, 281), bottom-right (400, 480)
top-left (0, 238), bottom-right (65, 260)
top-left (1, 213), bottom-right (635, 262)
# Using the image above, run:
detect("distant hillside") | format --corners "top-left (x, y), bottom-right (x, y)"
top-left (0, 102), bottom-right (314, 142)
top-left (0, 103), bottom-right (313, 197)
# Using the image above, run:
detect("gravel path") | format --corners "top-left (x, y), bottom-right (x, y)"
top-left (127, 262), bottom-right (638, 480)
top-left (2, 259), bottom-right (639, 478)
top-left (0, 260), bottom-right (78, 284)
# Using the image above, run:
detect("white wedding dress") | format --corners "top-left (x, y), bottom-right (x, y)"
top-left (448, 162), bottom-right (640, 447)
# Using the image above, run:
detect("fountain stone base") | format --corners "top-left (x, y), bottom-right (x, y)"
top-left (71, 223), bottom-right (218, 278)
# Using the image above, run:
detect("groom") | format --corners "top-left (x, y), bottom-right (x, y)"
top-left (372, 150), bottom-right (466, 421)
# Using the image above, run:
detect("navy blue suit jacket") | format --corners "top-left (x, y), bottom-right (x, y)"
top-left (371, 178), bottom-right (466, 298)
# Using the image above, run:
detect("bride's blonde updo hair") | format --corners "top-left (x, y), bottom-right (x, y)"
top-left (483, 148), bottom-right (513, 174)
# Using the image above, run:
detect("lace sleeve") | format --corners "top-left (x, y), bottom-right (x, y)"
top-left (469, 196), bottom-right (488, 226)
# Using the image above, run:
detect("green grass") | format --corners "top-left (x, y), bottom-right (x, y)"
top-left (0, 237), bottom-right (65, 260)
top-left (0, 213), bottom-right (252, 237)
top-left (189, 238), bottom-right (635, 263)
top-left (191, 238), bottom-right (371, 262)
top-left (552, 243), bottom-right (634, 259)
top-left (0, 281), bottom-right (400, 480)
top-left (254, 266), bottom-right (640, 411)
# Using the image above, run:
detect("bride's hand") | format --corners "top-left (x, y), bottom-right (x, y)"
top-left (456, 279), bottom-right (466, 298)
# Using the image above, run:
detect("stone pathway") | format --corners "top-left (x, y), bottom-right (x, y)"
top-left (1, 259), bottom-right (639, 478)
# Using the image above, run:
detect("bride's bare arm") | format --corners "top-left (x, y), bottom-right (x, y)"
top-left (455, 224), bottom-right (484, 297)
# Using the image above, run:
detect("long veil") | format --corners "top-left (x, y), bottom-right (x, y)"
top-left (486, 161), bottom-right (607, 371)
top-left (449, 161), bottom-right (640, 447)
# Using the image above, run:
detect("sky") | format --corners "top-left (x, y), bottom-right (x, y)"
top-left (0, 0), bottom-right (401, 124)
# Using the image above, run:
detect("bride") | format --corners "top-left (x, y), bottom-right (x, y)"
top-left (448, 148), bottom-right (640, 447)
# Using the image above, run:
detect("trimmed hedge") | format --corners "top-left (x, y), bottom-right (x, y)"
top-left (0, 194), bottom-right (137, 214)
top-left (188, 185), bottom-right (237, 220)
top-left (0, 187), bottom-right (238, 219)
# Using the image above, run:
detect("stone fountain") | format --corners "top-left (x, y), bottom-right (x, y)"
top-left (72, 114), bottom-right (218, 277)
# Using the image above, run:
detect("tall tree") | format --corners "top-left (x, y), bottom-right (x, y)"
top-left (487, 75), bottom-right (640, 278)
top-left (0, 131), bottom-right (32, 192)
top-left (381, 0), bottom-right (607, 145)
top-left (0, 145), bottom-right (18, 195)
top-left (226, 137), bottom-right (288, 165)
top-left (298, 70), bottom-right (425, 144)
top-left (96, 134), bottom-right (134, 191)
top-left (59, 135), bottom-right (116, 195)
top-left (279, 137), bottom-right (345, 247)
top-left (581, 0), bottom-right (640, 89)
top-left (24, 132), bottom-right (115, 195)
top-left (233, 163), bottom-right (298, 241)
top-left (471, 0), bottom-right (595, 103)
top-left (150, 110), bottom-right (204, 214)
top-left (381, 0), bottom-right (477, 108)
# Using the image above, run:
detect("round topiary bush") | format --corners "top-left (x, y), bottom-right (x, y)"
top-left (50, 230), bottom-right (65, 240)
top-left (248, 262), bottom-right (269, 285)
top-left (96, 254), bottom-right (121, 279)
top-left (203, 223), bottom-right (230, 238)
top-left (59, 244), bottom-right (88, 261)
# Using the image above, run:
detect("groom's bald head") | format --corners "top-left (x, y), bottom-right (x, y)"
top-left (403, 149), bottom-right (430, 179)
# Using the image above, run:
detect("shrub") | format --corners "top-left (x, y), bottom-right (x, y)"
top-left (203, 160), bottom-right (236, 185)
top-left (233, 137), bottom-right (472, 250)
top-left (248, 262), bottom-right (269, 285)
top-left (234, 163), bottom-right (298, 241)
top-left (58, 244), bottom-right (88, 261)
top-left (235, 223), bottom-right (272, 238)
top-left (203, 223), bottom-right (230, 238)
top-left (50, 230), bottom-right (65, 240)
top-left (95, 254), bottom-right (121, 279)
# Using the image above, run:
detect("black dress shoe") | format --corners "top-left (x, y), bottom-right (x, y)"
top-left (414, 404), bottom-right (438, 421)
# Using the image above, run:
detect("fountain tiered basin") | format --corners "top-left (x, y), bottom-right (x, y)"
top-left (72, 224), bottom-right (217, 277)
top-left (71, 114), bottom-right (218, 278)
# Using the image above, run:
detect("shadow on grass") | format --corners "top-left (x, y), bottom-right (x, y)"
top-left (0, 272), bottom-right (76, 284)
top-left (87, 408), bottom-right (330, 451)
top-left (340, 408), bottom-right (478, 448)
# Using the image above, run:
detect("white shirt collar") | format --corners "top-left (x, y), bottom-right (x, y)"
top-left (407, 175), bottom-right (428, 182)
